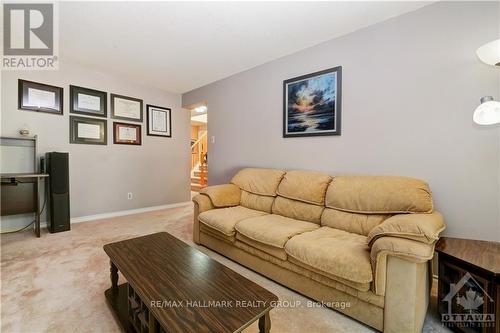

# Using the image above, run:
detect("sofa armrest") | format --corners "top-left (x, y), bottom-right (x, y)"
top-left (192, 194), bottom-right (214, 244)
top-left (370, 236), bottom-right (436, 264)
top-left (370, 236), bottom-right (436, 296)
top-left (192, 184), bottom-right (240, 244)
top-left (367, 212), bottom-right (445, 246)
top-left (192, 194), bottom-right (215, 213)
top-left (199, 184), bottom-right (241, 207)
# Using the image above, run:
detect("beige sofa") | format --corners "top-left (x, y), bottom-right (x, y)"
top-left (192, 168), bottom-right (445, 333)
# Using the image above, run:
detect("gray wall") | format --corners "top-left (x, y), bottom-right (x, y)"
top-left (183, 2), bottom-right (500, 241)
top-left (2, 60), bottom-right (191, 226)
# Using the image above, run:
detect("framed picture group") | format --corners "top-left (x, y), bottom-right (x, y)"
top-left (19, 65), bottom-right (343, 146)
top-left (17, 79), bottom-right (173, 146)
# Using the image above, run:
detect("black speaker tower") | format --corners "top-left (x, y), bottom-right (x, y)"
top-left (45, 152), bottom-right (70, 233)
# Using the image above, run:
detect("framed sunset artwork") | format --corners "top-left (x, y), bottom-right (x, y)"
top-left (283, 66), bottom-right (342, 137)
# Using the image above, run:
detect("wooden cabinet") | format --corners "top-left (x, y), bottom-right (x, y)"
top-left (436, 237), bottom-right (500, 333)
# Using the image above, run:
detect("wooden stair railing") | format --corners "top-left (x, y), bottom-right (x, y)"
top-left (199, 163), bottom-right (208, 186)
top-left (191, 131), bottom-right (207, 171)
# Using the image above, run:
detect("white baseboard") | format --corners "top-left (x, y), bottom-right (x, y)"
top-left (70, 201), bottom-right (192, 224)
top-left (1, 201), bottom-right (191, 232)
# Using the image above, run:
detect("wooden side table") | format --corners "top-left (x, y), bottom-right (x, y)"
top-left (435, 237), bottom-right (500, 333)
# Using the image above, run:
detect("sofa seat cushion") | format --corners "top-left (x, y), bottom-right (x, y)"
top-left (199, 224), bottom-right (235, 243)
top-left (236, 233), bottom-right (288, 260)
top-left (285, 227), bottom-right (373, 290)
top-left (235, 214), bottom-right (319, 249)
top-left (198, 206), bottom-right (267, 237)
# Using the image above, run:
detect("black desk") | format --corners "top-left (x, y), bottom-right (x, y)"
top-left (1, 173), bottom-right (49, 237)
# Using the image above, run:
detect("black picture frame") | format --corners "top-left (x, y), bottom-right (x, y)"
top-left (70, 85), bottom-right (107, 118)
top-left (146, 104), bottom-right (172, 137)
top-left (18, 79), bottom-right (63, 115)
top-left (69, 116), bottom-right (107, 145)
top-left (283, 66), bottom-right (342, 138)
top-left (113, 122), bottom-right (142, 145)
top-left (110, 93), bottom-right (143, 122)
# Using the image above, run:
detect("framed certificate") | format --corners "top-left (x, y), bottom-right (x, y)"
top-left (70, 116), bottom-right (107, 145)
top-left (70, 85), bottom-right (107, 117)
top-left (18, 79), bottom-right (63, 115)
top-left (113, 122), bottom-right (142, 145)
top-left (111, 94), bottom-right (143, 122)
top-left (147, 104), bottom-right (171, 137)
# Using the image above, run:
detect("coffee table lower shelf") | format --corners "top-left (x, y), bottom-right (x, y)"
top-left (106, 283), bottom-right (161, 333)
top-left (105, 284), bottom-right (136, 333)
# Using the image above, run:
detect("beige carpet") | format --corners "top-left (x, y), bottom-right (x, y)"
top-left (1, 204), bottom-right (450, 333)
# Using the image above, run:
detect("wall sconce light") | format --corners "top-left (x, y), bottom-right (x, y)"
top-left (473, 96), bottom-right (500, 125)
top-left (474, 39), bottom-right (500, 125)
top-left (476, 38), bottom-right (500, 66)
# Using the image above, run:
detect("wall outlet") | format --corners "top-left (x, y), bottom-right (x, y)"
top-left (127, 192), bottom-right (133, 200)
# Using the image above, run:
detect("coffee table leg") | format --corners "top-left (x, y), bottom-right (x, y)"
top-left (258, 312), bottom-right (271, 333)
top-left (110, 260), bottom-right (118, 293)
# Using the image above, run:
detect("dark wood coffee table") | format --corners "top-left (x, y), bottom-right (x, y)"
top-left (103, 232), bottom-right (278, 333)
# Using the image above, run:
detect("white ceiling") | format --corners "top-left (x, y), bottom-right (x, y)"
top-left (60, 1), bottom-right (431, 93)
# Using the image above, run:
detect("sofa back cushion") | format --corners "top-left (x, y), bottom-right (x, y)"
top-left (325, 176), bottom-right (433, 214)
top-left (240, 190), bottom-right (275, 213)
top-left (276, 170), bottom-right (332, 205)
top-left (321, 208), bottom-right (391, 236)
top-left (272, 196), bottom-right (324, 224)
top-left (231, 168), bottom-right (285, 196)
top-left (270, 170), bottom-right (331, 224)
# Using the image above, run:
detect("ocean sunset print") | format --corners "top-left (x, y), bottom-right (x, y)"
top-left (283, 66), bottom-right (341, 137)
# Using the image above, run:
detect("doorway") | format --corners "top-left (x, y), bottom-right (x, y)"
top-left (190, 105), bottom-right (208, 193)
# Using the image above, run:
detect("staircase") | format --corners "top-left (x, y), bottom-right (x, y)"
top-left (191, 130), bottom-right (208, 192)
top-left (191, 164), bottom-right (207, 192)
